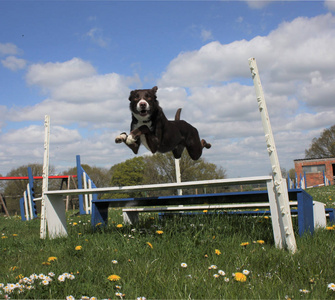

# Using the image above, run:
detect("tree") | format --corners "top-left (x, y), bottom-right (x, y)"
top-left (305, 125), bottom-right (335, 158)
top-left (3, 164), bottom-right (55, 215)
top-left (109, 157), bottom-right (146, 198)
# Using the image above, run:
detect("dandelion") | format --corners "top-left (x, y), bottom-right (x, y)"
top-left (75, 245), bottom-right (82, 251)
top-left (326, 226), bottom-right (335, 230)
top-left (47, 256), bottom-right (57, 262)
top-left (117, 224), bottom-right (123, 228)
top-left (181, 263), bottom-right (188, 268)
top-left (42, 261), bottom-right (51, 265)
top-left (1, 236), bottom-right (7, 239)
top-left (156, 230), bottom-right (163, 235)
top-left (108, 274), bottom-right (121, 282)
top-left (215, 249), bottom-right (221, 255)
top-left (242, 269), bottom-right (250, 276)
top-left (234, 272), bottom-right (247, 282)
top-left (240, 242), bottom-right (249, 247)
top-left (12, 234), bottom-right (18, 237)
top-left (112, 260), bottom-right (118, 264)
top-left (256, 240), bottom-right (265, 244)
top-left (218, 270), bottom-right (226, 276)
top-left (146, 242), bottom-right (153, 249)
top-left (203, 210), bottom-right (208, 213)
top-left (328, 283), bottom-right (335, 291)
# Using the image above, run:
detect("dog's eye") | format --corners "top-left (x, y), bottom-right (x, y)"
top-left (135, 93), bottom-right (140, 99)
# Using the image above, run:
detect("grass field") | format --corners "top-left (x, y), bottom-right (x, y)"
top-left (1, 185), bottom-right (335, 299)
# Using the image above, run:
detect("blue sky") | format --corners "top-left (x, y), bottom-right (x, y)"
top-left (1, 0), bottom-right (335, 179)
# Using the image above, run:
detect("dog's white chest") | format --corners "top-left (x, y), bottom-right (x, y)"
top-left (132, 115), bottom-right (153, 151)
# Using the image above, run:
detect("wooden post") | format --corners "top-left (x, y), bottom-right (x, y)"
top-left (40, 115), bottom-right (50, 239)
top-left (249, 58), bottom-right (297, 253)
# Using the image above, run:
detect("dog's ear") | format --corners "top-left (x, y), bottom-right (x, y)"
top-left (128, 90), bottom-right (135, 101)
top-left (152, 86), bottom-right (158, 94)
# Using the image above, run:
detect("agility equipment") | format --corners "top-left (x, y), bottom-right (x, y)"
top-left (38, 59), bottom-right (323, 253)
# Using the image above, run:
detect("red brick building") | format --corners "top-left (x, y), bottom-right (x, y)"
top-left (294, 157), bottom-right (335, 187)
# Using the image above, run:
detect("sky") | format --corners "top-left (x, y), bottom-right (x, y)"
top-left (1, 0), bottom-right (335, 179)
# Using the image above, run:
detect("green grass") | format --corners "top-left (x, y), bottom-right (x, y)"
top-left (1, 187), bottom-right (335, 299)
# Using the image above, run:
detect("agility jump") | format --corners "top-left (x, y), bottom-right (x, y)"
top-left (34, 58), bottom-right (305, 252)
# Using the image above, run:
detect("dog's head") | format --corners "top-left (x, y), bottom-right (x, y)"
top-left (129, 86), bottom-right (158, 120)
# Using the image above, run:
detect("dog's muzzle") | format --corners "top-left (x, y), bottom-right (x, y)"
top-left (137, 100), bottom-right (150, 116)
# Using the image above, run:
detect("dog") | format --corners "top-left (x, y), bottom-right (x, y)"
top-left (115, 86), bottom-right (211, 160)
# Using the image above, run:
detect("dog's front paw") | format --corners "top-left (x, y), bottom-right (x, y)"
top-left (115, 133), bottom-right (127, 143)
top-left (126, 134), bottom-right (137, 145)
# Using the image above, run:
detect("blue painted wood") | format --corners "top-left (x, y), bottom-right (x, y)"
top-left (90, 188), bottom-right (315, 237)
top-left (76, 155), bottom-right (86, 215)
top-left (297, 189), bottom-right (314, 236)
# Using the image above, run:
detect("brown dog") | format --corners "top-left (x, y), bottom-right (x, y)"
top-left (115, 86), bottom-right (211, 160)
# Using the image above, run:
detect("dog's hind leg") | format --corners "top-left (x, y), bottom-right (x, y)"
top-left (172, 145), bottom-right (185, 159)
top-left (201, 139), bottom-right (211, 149)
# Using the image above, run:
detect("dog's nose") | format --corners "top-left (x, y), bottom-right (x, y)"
top-left (139, 101), bottom-right (147, 109)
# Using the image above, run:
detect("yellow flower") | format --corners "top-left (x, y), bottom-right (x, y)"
top-left (75, 245), bottom-right (82, 251)
top-left (1, 236), bottom-right (8, 239)
top-left (116, 224), bottom-right (123, 228)
top-left (12, 234), bottom-right (18, 237)
top-left (42, 261), bottom-right (51, 265)
top-left (108, 274), bottom-right (121, 282)
top-left (234, 272), bottom-right (247, 282)
top-left (203, 210), bottom-right (208, 213)
top-left (96, 222), bottom-right (102, 226)
top-left (256, 240), bottom-right (265, 244)
top-left (73, 222), bottom-right (78, 226)
top-left (156, 230), bottom-right (163, 235)
top-left (215, 249), bottom-right (221, 255)
top-left (326, 226), bottom-right (335, 230)
top-left (240, 242), bottom-right (250, 247)
top-left (47, 256), bottom-right (58, 262)
top-left (146, 242), bottom-right (153, 249)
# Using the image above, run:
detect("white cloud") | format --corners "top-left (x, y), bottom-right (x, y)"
top-left (201, 29), bottom-right (214, 42)
top-left (0, 43), bottom-right (20, 56)
top-left (26, 57), bottom-right (96, 89)
top-left (1, 56), bottom-right (27, 71)
top-left (244, 0), bottom-right (275, 9)
top-left (86, 27), bottom-right (110, 48)
top-left (324, 0), bottom-right (335, 12)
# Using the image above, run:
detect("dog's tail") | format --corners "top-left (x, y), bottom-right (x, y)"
top-left (175, 108), bottom-right (182, 121)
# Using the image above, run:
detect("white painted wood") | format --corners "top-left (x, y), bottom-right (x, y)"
top-left (45, 194), bottom-right (68, 238)
top-left (175, 158), bottom-right (182, 196)
top-left (45, 176), bottom-right (272, 196)
top-left (266, 179), bottom-right (283, 249)
top-left (313, 201), bottom-right (326, 228)
top-left (40, 115), bottom-right (50, 239)
top-left (83, 172), bottom-right (89, 214)
top-left (23, 190), bottom-right (29, 221)
top-left (27, 183), bottom-right (33, 220)
top-left (249, 58), bottom-right (297, 253)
